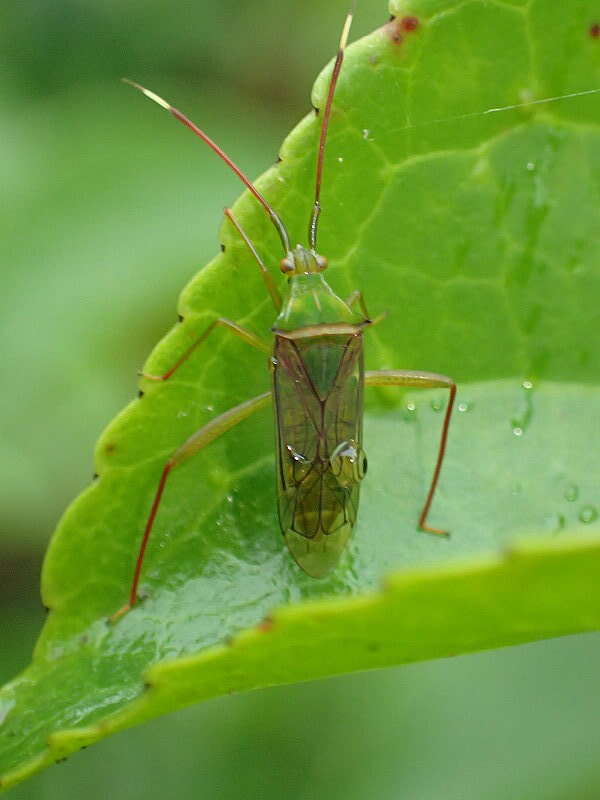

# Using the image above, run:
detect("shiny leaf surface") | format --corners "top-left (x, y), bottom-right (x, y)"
top-left (2, 0), bottom-right (600, 789)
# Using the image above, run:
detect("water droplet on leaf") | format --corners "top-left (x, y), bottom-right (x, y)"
top-left (564, 484), bottom-right (579, 502)
top-left (579, 506), bottom-right (598, 524)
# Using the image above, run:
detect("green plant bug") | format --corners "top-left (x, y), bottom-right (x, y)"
top-left (111, 11), bottom-right (456, 621)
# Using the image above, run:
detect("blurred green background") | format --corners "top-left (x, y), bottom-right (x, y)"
top-left (2, 0), bottom-right (600, 796)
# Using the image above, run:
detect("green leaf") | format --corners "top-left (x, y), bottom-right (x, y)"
top-left (3, 0), bottom-right (600, 789)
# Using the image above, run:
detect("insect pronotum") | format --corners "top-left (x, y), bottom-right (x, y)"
top-left (111, 11), bottom-right (456, 621)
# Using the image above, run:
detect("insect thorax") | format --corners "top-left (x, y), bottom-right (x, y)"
top-left (273, 270), bottom-right (364, 333)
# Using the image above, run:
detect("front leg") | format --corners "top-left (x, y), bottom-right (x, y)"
top-left (345, 290), bottom-right (372, 319)
top-left (141, 317), bottom-right (270, 382)
top-left (365, 370), bottom-right (456, 536)
top-left (346, 290), bottom-right (387, 327)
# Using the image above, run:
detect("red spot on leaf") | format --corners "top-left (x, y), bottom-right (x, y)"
top-left (384, 16), bottom-right (420, 45)
top-left (590, 22), bottom-right (600, 38)
top-left (258, 617), bottom-right (274, 632)
top-left (401, 16), bottom-right (420, 32)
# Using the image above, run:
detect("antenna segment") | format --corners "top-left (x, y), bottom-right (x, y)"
top-left (123, 79), bottom-right (292, 255)
top-left (308, 10), bottom-right (354, 250)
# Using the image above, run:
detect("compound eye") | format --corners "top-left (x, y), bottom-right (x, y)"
top-left (280, 257), bottom-right (294, 273)
top-left (316, 255), bottom-right (328, 271)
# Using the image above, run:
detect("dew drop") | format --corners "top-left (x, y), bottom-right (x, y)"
top-left (512, 426), bottom-right (523, 437)
top-left (226, 495), bottom-right (234, 504)
top-left (522, 379), bottom-right (533, 390)
top-left (177, 410), bottom-right (188, 418)
top-left (545, 512), bottom-right (566, 533)
top-left (206, 404), bottom-right (214, 412)
top-left (457, 401), bottom-right (472, 413)
top-left (406, 401), bottom-right (416, 412)
top-left (526, 161), bottom-right (536, 172)
top-left (579, 505), bottom-right (598, 524)
top-left (564, 484), bottom-right (579, 502)
top-left (519, 88), bottom-right (535, 105)
top-left (337, 156), bottom-right (344, 163)
top-left (430, 398), bottom-right (443, 412)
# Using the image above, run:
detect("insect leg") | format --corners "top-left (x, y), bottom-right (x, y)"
top-left (365, 370), bottom-right (456, 536)
top-left (141, 317), bottom-right (270, 381)
top-left (109, 390), bottom-right (273, 622)
top-left (345, 290), bottom-right (371, 319)
top-left (345, 291), bottom-right (387, 327)
top-left (224, 208), bottom-right (282, 312)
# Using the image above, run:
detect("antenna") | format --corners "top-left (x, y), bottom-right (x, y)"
top-left (123, 79), bottom-right (292, 256)
top-left (308, 10), bottom-right (354, 250)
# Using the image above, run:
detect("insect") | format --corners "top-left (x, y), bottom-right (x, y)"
top-left (111, 12), bottom-right (456, 621)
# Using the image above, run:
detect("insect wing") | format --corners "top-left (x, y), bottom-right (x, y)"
top-left (273, 334), bottom-right (364, 577)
